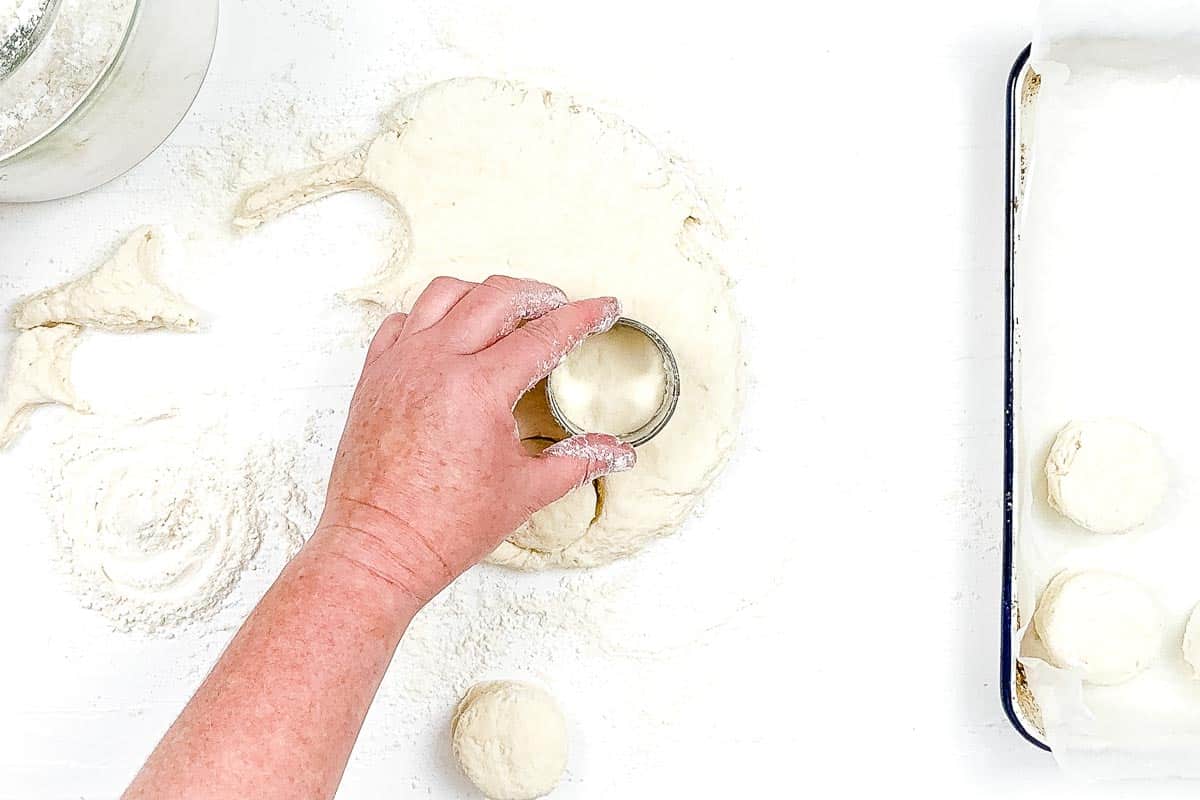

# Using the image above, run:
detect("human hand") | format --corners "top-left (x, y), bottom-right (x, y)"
top-left (315, 275), bottom-right (635, 606)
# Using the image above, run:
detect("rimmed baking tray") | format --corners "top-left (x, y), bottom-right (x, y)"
top-left (1001, 43), bottom-right (1052, 752)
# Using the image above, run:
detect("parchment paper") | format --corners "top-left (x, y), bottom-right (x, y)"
top-left (1015, 0), bottom-right (1200, 780)
top-left (1035, 0), bottom-right (1200, 76)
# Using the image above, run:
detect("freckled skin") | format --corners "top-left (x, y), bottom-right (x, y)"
top-left (123, 275), bottom-right (635, 800)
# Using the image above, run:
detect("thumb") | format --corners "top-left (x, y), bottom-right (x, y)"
top-left (528, 434), bottom-right (637, 507)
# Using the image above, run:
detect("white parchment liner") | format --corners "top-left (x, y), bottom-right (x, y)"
top-left (1015, 0), bottom-right (1200, 780)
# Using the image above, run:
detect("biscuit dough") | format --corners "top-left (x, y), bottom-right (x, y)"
top-left (1034, 570), bottom-right (1164, 685)
top-left (1045, 418), bottom-right (1168, 534)
top-left (0, 325), bottom-right (85, 448)
top-left (12, 226), bottom-right (200, 332)
top-left (548, 324), bottom-right (668, 436)
top-left (237, 78), bottom-right (743, 569)
top-left (451, 680), bottom-right (568, 800)
top-left (506, 438), bottom-right (598, 554)
top-left (2, 227), bottom-right (201, 449)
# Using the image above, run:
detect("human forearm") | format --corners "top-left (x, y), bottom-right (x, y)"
top-left (123, 527), bottom-right (419, 800)
top-left (123, 277), bottom-right (635, 799)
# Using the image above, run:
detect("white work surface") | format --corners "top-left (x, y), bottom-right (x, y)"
top-left (4, 0), bottom-right (1192, 797)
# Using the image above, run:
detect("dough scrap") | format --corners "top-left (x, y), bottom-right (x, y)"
top-left (1045, 418), bottom-right (1168, 534)
top-left (237, 78), bottom-right (743, 568)
top-left (1033, 570), bottom-right (1164, 685)
top-left (451, 680), bottom-right (568, 800)
top-left (12, 226), bottom-right (200, 332)
top-left (0, 325), bottom-right (86, 449)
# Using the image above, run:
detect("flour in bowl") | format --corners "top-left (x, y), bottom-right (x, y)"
top-left (0, 0), bottom-right (136, 156)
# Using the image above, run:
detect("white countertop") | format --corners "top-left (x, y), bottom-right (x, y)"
top-left (3, 0), bottom-right (1191, 797)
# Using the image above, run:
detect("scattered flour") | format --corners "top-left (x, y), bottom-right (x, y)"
top-left (358, 568), bottom-right (622, 759)
top-left (0, 0), bottom-right (136, 156)
top-left (46, 412), bottom-right (318, 634)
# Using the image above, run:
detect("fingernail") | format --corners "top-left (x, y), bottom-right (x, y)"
top-left (606, 444), bottom-right (637, 474)
top-left (591, 297), bottom-right (622, 335)
top-left (545, 435), bottom-right (637, 482)
top-left (546, 285), bottom-right (569, 306)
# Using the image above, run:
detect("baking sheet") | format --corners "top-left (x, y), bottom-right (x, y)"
top-left (1012, 0), bottom-right (1200, 779)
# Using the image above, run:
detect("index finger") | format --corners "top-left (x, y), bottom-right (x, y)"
top-left (483, 296), bottom-right (622, 400)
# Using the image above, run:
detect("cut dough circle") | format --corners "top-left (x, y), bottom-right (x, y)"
top-left (451, 680), bottom-right (568, 800)
top-left (237, 78), bottom-right (743, 569)
top-left (1033, 570), bottom-right (1164, 685)
top-left (507, 438), bottom-right (597, 554)
top-left (1045, 418), bottom-right (1167, 534)
top-left (548, 323), bottom-right (668, 436)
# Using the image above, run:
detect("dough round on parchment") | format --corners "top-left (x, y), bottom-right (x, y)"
top-left (1033, 570), bottom-right (1164, 685)
top-left (451, 680), bottom-right (568, 800)
top-left (507, 438), bottom-right (598, 553)
top-left (236, 78), bottom-right (743, 569)
top-left (1045, 418), bottom-right (1167, 534)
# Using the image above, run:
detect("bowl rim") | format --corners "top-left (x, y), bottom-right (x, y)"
top-left (0, 0), bottom-right (143, 163)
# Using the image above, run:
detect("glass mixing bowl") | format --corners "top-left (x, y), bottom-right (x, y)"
top-left (0, 0), bottom-right (219, 202)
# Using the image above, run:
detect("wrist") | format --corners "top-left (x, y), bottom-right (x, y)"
top-left (312, 496), bottom-right (455, 609)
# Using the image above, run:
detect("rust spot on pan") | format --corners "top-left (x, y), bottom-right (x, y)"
top-left (1015, 661), bottom-right (1046, 737)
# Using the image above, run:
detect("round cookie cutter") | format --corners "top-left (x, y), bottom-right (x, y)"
top-left (546, 317), bottom-right (680, 447)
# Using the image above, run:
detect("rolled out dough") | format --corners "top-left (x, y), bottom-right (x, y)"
top-left (237, 78), bottom-right (743, 569)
